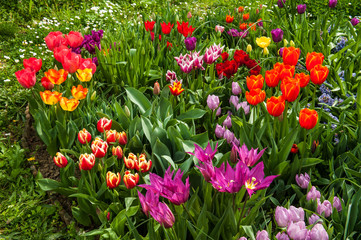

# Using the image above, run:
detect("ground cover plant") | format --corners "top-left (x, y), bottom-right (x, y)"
top-left (1, 0), bottom-right (361, 239)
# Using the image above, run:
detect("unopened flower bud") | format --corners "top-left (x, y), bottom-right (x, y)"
top-left (246, 44), bottom-right (252, 53)
top-left (284, 39), bottom-right (289, 47)
top-left (153, 81), bottom-right (160, 95)
top-left (91, 91), bottom-right (97, 101)
top-left (290, 40), bottom-right (295, 47)
top-left (124, 106), bottom-right (130, 117)
top-left (263, 47), bottom-right (269, 55)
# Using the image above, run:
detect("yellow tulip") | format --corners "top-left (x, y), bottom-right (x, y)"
top-left (256, 37), bottom-right (271, 49)
top-left (60, 97), bottom-right (79, 111)
top-left (76, 68), bottom-right (93, 82)
top-left (246, 44), bottom-right (253, 53)
top-left (263, 47), bottom-right (269, 55)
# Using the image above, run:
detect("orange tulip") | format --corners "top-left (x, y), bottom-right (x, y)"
top-left (283, 47), bottom-right (301, 66)
top-left (135, 153), bottom-right (152, 173)
top-left (279, 64), bottom-right (295, 80)
top-left (267, 96), bottom-right (285, 117)
top-left (124, 153), bottom-right (137, 170)
top-left (240, 23), bottom-right (248, 30)
top-left (123, 171), bottom-right (139, 189)
top-left (106, 171), bottom-right (121, 189)
top-left (226, 15), bottom-right (234, 23)
top-left (76, 68), bottom-right (93, 82)
top-left (246, 74), bottom-right (264, 90)
top-left (59, 97), bottom-right (79, 111)
top-left (44, 69), bottom-right (68, 85)
top-left (40, 90), bottom-right (62, 105)
top-left (238, 6), bottom-right (245, 12)
top-left (299, 108), bottom-right (318, 130)
top-left (295, 73), bottom-right (310, 88)
top-left (310, 64), bottom-right (329, 85)
top-left (306, 52), bottom-right (324, 71)
top-left (273, 62), bottom-right (284, 74)
top-left (71, 85), bottom-right (88, 100)
top-left (249, 22), bottom-right (256, 31)
top-left (245, 88), bottom-right (266, 105)
top-left (265, 69), bottom-right (280, 87)
top-left (281, 77), bottom-right (300, 102)
top-left (243, 13), bottom-right (250, 21)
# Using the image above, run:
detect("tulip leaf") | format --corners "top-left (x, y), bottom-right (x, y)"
top-left (141, 116), bottom-right (153, 144)
top-left (242, 226), bottom-right (255, 240)
top-left (125, 197), bottom-right (137, 211)
top-left (126, 215), bottom-right (143, 240)
top-left (72, 207), bottom-right (91, 226)
top-left (177, 109), bottom-right (206, 121)
top-left (38, 178), bottom-right (63, 191)
top-left (161, 155), bottom-right (177, 170)
top-left (301, 158), bottom-right (323, 168)
top-left (126, 87), bottom-right (151, 114)
top-left (111, 206), bottom-right (139, 236)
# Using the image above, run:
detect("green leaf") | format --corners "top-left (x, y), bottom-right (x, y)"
top-left (242, 226), bottom-right (255, 240)
top-left (177, 109), bottom-right (206, 121)
top-left (301, 158), bottom-right (323, 168)
top-left (37, 178), bottom-right (63, 191)
top-left (111, 206), bottom-right (139, 236)
top-left (126, 87), bottom-right (151, 114)
top-left (126, 216), bottom-right (143, 240)
top-left (72, 207), bottom-right (92, 226)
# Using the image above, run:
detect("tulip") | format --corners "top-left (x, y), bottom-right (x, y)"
top-left (150, 202), bottom-right (175, 228)
top-left (204, 43), bottom-right (224, 65)
top-left (233, 143), bottom-right (265, 167)
top-left (135, 153), bottom-right (152, 172)
top-left (238, 6), bottom-right (244, 12)
top-left (289, 206), bottom-right (305, 222)
top-left (106, 130), bottom-right (118, 144)
top-left (271, 28), bottom-right (284, 43)
top-left (166, 70), bottom-right (177, 82)
top-left (44, 69), bottom-right (68, 85)
top-left (66, 31), bottom-right (83, 48)
top-left (166, 41), bottom-right (173, 50)
top-left (310, 224), bottom-right (329, 240)
top-left (223, 129), bottom-right (235, 144)
top-left (256, 230), bottom-right (269, 240)
top-left (153, 81), bottom-right (160, 95)
top-left (54, 45), bottom-right (71, 63)
top-left (308, 214), bottom-right (320, 225)
top-left (317, 200), bottom-right (332, 217)
top-left (124, 153), bottom-right (137, 170)
top-left (144, 20), bottom-right (155, 32)
top-left (187, 142), bottom-right (218, 164)
top-left (41, 77), bottom-right (54, 90)
top-left (239, 237), bottom-right (247, 240)
top-left (123, 171), bottom-right (139, 189)
top-left (53, 152), bottom-right (68, 168)
top-left (15, 68), bottom-right (36, 89)
top-left (112, 146), bottom-right (123, 159)
top-left (283, 39), bottom-right (289, 46)
top-left (207, 94), bottom-right (220, 110)
top-left (256, 37), bottom-right (271, 49)
top-left (23, 57), bottom-right (42, 72)
top-left (44, 31), bottom-right (66, 51)
top-left (310, 64), bottom-right (329, 85)
top-left (59, 97), bottom-right (80, 111)
top-left (169, 79), bottom-right (185, 96)
top-left (215, 124), bottom-right (225, 138)
top-left (243, 13), bottom-right (250, 21)
top-left (220, 52), bottom-right (228, 62)
top-left (265, 69), bottom-right (280, 87)
top-left (290, 40), bottom-right (295, 47)
top-left (40, 90), bottom-right (62, 105)
top-left (216, 107), bottom-right (221, 116)
top-left (177, 21), bottom-right (195, 37)
top-left (297, 4), bottom-right (307, 14)
top-left (275, 232), bottom-right (290, 240)
top-left (78, 128), bottom-right (91, 144)
top-left (160, 22), bottom-right (174, 34)
top-left (275, 206), bottom-right (290, 227)
top-left (106, 171), bottom-right (121, 189)
top-left (187, 11), bottom-right (192, 19)
top-left (279, 47), bottom-right (284, 57)
top-left (246, 88), bottom-right (266, 105)
top-left (226, 15), bottom-right (234, 23)
top-left (307, 186), bottom-right (321, 201)
top-left (287, 221), bottom-right (308, 240)
top-left (76, 68), bottom-right (92, 82)
top-left (306, 52), bottom-right (324, 71)
top-left (232, 82), bottom-right (242, 95)
top-left (118, 131), bottom-right (127, 145)
top-left (79, 58), bottom-right (96, 74)
top-left (295, 173), bottom-right (310, 189)
top-left (329, 0), bottom-right (337, 8)
top-left (333, 196), bottom-right (342, 212)
top-left (247, 74), bottom-right (264, 90)
top-left (223, 115), bottom-right (232, 128)
top-left (71, 85), bottom-right (88, 100)
top-left (277, 0), bottom-right (286, 8)
top-left (267, 96), bottom-right (285, 117)
top-left (240, 23), bottom-right (248, 31)
top-left (138, 190), bottom-right (160, 217)
top-left (184, 37), bottom-right (197, 51)
top-left (283, 47), bottom-right (300, 66)
top-left (351, 18), bottom-right (360, 26)
top-left (299, 108), bottom-right (318, 130)
top-left (263, 47), bottom-right (269, 55)
top-left (279, 65), bottom-right (295, 80)
top-left (91, 137), bottom-right (108, 158)
top-left (79, 153), bottom-right (95, 171)
top-left (246, 44), bottom-right (252, 53)
top-left (215, 25), bottom-right (225, 33)
top-left (295, 73), bottom-right (310, 88)
top-left (291, 144), bottom-right (298, 154)
top-left (97, 117), bottom-right (112, 133)
top-left (62, 51), bottom-right (82, 74)
top-left (281, 77), bottom-right (300, 102)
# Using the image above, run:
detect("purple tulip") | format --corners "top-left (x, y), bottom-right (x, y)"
top-left (207, 94), bottom-right (220, 110)
top-left (197, 161), bottom-right (215, 182)
top-left (210, 161), bottom-right (245, 193)
top-left (329, 0), bottom-right (337, 8)
top-left (310, 224), bottom-right (329, 240)
top-left (333, 196), bottom-right (342, 212)
top-left (234, 143), bottom-right (266, 167)
top-left (215, 124), bottom-right (225, 138)
top-left (257, 20), bottom-right (264, 27)
top-left (237, 101), bottom-right (250, 114)
top-left (184, 37), bottom-right (197, 51)
top-left (239, 237), bottom-right (248, 240)
top-left (306, 186), bottom-right (321, 201)
top-left (92, 57), bottom-right (99, 66)
top-left (275, 206), bottom-right (290, 227)
top-left (277, 0), bottom-right (286, 8)
top-left (297, 4), bottom-right (307, 14)
top-left (271, 28), bottom-right (284, 43)
top-left (351, 18), bottom-right (360, 26)
top-left (279, 47), bottom-right (284, 57)
top-left (287, 221), bottom-right (308, 240)
top-left (289, 206), bottom-right (305, 222)
top-left (216, 107), bottom-right (222, 116)
top-left (256, 230), bottom-right (269, 240)
top-left (150, 202), bottom-right (175, 228)
top-left (223, 115), bottom-right (232, 128)
top-left (166, 70), bottom-right (177, 82)
top-left (232, 82), bottom-right (242, 95)
top-left (308, 214), bottom-right (320, 225)
top-left (187, 142), bottom-right (218, 163)
top-left (295, 173), bottom-right (310, 189)
top-left (230, 95), bottom-right (240, 108)
top-left (317, 199), bottom-right (332, 217)
top-left (138, 190), bottom-right (160, 217)
top-left (276, 232), bottom-right (290, 240)
top-left (223, 129), bottom-right (235, 144)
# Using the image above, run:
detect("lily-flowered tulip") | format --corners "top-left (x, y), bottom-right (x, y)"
top-left (307, 186), bottom-right (321, 201)
top-left (281, 77), bottom-right (300, 102)
top-left (215, 25), bottom-right (225, 33)
top-left (135, 154), bottom-right (152, 173)
top-left (106, 171), bottom-right (121, 189)
top-left (106, 130), bottom-right (118, 144)
top-left (44, 69), bottom-right (68, 85)
top-left (245, 88), bottom-right (266, 106)
top-left (310, 64), bottom-right (329, 85)
top-left (124, 153), bottom-right (137, 170)
top-left (177, 21), bottom-right (195, 37)
top-left (79, 153), bottom-right (95, 171)
top-left (243, 13), bottom-right (250, 21)
top-left (166, 70), bottom-right (177, 82)
top-left (66, 31), bottom-right (83, 48)
top-left (247, 74), bottom-right (264, 90)
top-left (118, 131), bottom-right (127, 145)
top-left (283, 47), bottom-right (301, 66)
top-left (289, 206), bottom-right (305, 222)
top-left (295, 173), bottom-right (310, 189)
top-left (256, 37), bottom-right (271, 49)
top-left (240, 23), bottom-right (248, 31)
top-left (265, 69), bottom-right (280, 87)
top-left (275, 206), bottom-right (290, 227)
top-left (40, 90), bottom-right (62, 105)
top-left (78, 128), bottom-right (91, 144)
top-left (207, 94), bottom-right (220, 110)
top-left (44, 31), bottom-right (66, 51)
top-left (275, 232), bottom-right (290, 240)
top-left (297, 4), bottom-right (307, 14)
top-left (299, 108), bottom-right (318, 130)
top-left (139, 167), bottom-right (190, 205)
top-left (59, 97), bottom-right (79, 111)
top-left (53, 152), bottom-right (68, 168)
top-left (112, 146), bottom-right (123, 159)
top-left (97, 117), bottom-right (112, 133)
top-left (184, 37), bottom-right (197, 51)
top-left (144, 20), bottom-right (155, 32)
top-left (123, 171), bottom-right (139, 189)
top-left (310, 224), bottom-right (329, 240)
top-left (62, 51), bottom-right (82, 74)
top-left (71, 85), bottom-right (88, 100)
top-left (138, 190), bottom-right (160, 216)
top-left (226, 15), bottom-right (234, 23)
top-left (271, 28), bottom-right (284, 43)
top-left (267, 96), bottom-right (285, 117)
top-left (187, 142), bottom-right (218, 163)
top-left (277, 0), bottom-right (286, 8)
top-left (295, 73), bottom-right (310, 88)
top-left (333, 196), bottom-right (342, 212)
top-left (169, 79), bottom-right (185, 96)
top-left (256, 230), bottom-right (270, 240)
top-left (15, 68), bottom-right (36, 89)
top-left (23, 57), bottom-right (42, 72)
top-left (76, 68), bottom-right (93, 82)
top-left (150, 202), bottom-right (175, 228)
top-left (287, 221), bottom-right (308, 240)
top-left (160, 22), bottom-right (174, 34)
top-left (308, 214), bottom-right (320, 225)
top-left (91, 137), bottom-right (108, 158)
top-left (235, 143), bottom-right (266, 167)
top-left (351, 18), bottom-right (360, 26)
top-left (209, 161), bottom-right (244, 193)
top-left (215, 124), bottom-right (225, 138)
top-left (232, 82), bottom-right (242, 95)
top-left (306, 52), bottom-right (324, 71)
top-left (204, 43), bottom-right (224, 65)
top-left (317, 200), bottom-right (332, 217)
top-left (41, 77), bottom-right (54, 90)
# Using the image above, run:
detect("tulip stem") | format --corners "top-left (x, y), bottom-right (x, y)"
top-left (311, 85), bottom-right (317, 108)
top-left (171, 226), bottom-right (177, 240)
top-left (182, 203), bottom-right (196, 226)
top-left (238, 195), bottom-right (248, 229)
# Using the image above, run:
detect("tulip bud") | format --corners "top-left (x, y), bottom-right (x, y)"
top-left (106, 212), bottom-right (110, 221)
top-left (290, 144), bottom-right (298, 154)
top-left (112, 146), bottom-right (123, 159)
top-left (53, 152), bottom-right (68, 168)
top-left (333, 196), bottom-right (342, 212)
top-left (153, 81), bottom-right (160, 95)
top-left (223, 115), bottom-right (232, 128)
top-left (141, 47), bottom-right (145, 55)
top-left (91, 91), bottom-right (97, 101)
top-left (311, 140), bottom-right (319, 155)
top-left (263, 47), bottom-right (269, 55)
top-left (215, 124), bottom-right (225, 138)
top-left (290, 40), bottom-right (295, 47)
top-left (232, 82), bottom-right (242, 95)
top-left (230, 144), bottom-right (238, 163)
top-left (118, 131), bottom-right (127, 145)
top-left (124, 106), bottom-right (130, 117)
top-left (246, 44), bottom-right (252, 53)
top-left (284, 39), bottom-right (289, 47)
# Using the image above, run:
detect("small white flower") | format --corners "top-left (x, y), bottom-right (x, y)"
top-left (14, 59), bottom-right (19, 63)
top-left (4, 79), bottom-right (11, 82)
top-left (20, 55), bottom-right (24, 58)
top-left (4, 56), bottom-right (10, 59)
top-left (29, 41), bottom-right (33, 44)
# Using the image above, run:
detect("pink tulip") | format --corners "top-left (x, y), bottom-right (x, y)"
top-left (44, 31), bottom-right (66, 51)
top-left (66, 31), bottom-right (84, 48)
top-left (15, 68), bottom-right (36, 88)
top-left (54, 45), bottom-right (71, 63)
top-left (62, 51), bottom-right (82, 73)
top-left (23, 57), bottom-right (42, 72)
top-left (79, 58), bottom-right (97, 74)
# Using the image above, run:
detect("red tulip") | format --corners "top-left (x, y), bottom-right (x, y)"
top-left (79, 153), bottom-right (95, 171)
top-left (97, 117), bottom-right (112, 133)
top-left (283, 47), bottom-right (301, 66)
top-left (295, 73), bottom-right (310, 88)
top-left (160, 22), bottom-right (174, 34)
top-left (281, 77), bottom-right (300, 102)
top-left (112, 146), bottom-right (123, 159)
top-left (66, 31), bottom-right (83, 48)
top-left (44, 31), bottom-right (66, 51)
top-left (306, 52), bottom-right (324, 71)
top-left (62, 51), bottom-right (82, 74)
top-left (310, 64), bottom-right (329, 85)
top-left (279, 64), bottom-right (295, 80)
top-left (41, 76), bottom-right (54, 90)
top-left (243, 13), bottom-right (250, 21)
top-left (118, 131), bottom-right (127, 145)
top-left (176, 21), bottom-right (195, 37)
top-left (135, 153), bottom-right (152, 173)
top-left (226, 15), bottom-right (234, 23)
top-left (106, 171), bottom-right (121, 189)
top-left (124, 153), bottom-right (137, 170)
top-left (106, 130), bottom-right (118, 144)
top-left (123, 171), bottom-right (139, 189)
top-left (54, 45), bottom-right (71, 63)
top-left (15, 68), bottom-right (36, 89)
top-left (144, 21), bottom-right (155, 32)
top-left (91, 137), bottom-right (108, 158)
top-left (53, 152), bottom-right (68, 168)
top-left (78, 128), bottom-right (91, 144)
top-left (291, 144), bottom-right (299, 153)
top-left (265, 69), bottom-right (280, 87)
top-left (245, 88), bottom-right (266, 105)
top-left (23, 58), bottom-right (42, 72)
top-left (267, 96), bottom-right (285, 117)
top-left (79, 58), bottom-right (96, 74)
top-left (299, 108), bottom-right (318, 129)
